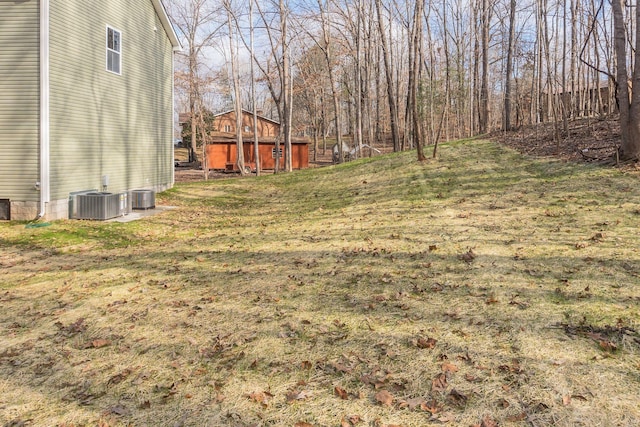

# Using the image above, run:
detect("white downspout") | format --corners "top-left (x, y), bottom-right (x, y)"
top-left (38, 0), bottom-right (50, 219)
top-left (171, 46), bottom-right (177, 187)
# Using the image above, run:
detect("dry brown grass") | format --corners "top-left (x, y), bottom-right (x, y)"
top-left (1, 139), bottom-right (640, 427)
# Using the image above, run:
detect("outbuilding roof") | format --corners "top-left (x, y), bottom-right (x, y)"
top-left (213, 109), bottom-right (281, 126)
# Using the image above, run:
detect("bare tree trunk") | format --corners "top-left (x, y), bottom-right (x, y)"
top-left (317, 0), bottom-right (344, 162)
top-left (541, 0), bottom-right (560, 146)
top-left (478, 0), bottom-right (490, 134)
top-left (612, 0), bottom-right (640, 160)
top-left (561, 0), bottom-right (568, 134)
top-left (433, 0), bottom-right (451, 158)
top-left (225, 0), bottom-right (246, 175)
top-left (355, 0), bottom-right (363, 158)
top-left (313, 96), bottom-right (320, 162)
top-left (375, 0), bottom-right (401, 151)
top-left (570, 0), bottom-right (577, 119)
top-left (504, 0), bottom-right (516, 131)
top-left (198, 105), bottom-right (208, 180)
top-left (189, 48), bottom-right (198, 163)
top-left (249, 0), bottom-right (260, 175)
top-left (167, 0), bottom-right (222, 164)
top-left (320, 91), bottom-right (327, 155)
top-left (409, 0), bottom-right (426, 161)
top-left (281, 0), bottom-right (292, 172)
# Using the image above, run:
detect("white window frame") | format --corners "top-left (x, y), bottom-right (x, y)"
top-left (106, 25), bottom-right (122, 75)
top-left (224, 125), bottom-right (231, 132)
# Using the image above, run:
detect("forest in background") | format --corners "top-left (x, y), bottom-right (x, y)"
top-left (166, 0), bottom-right (639, 171)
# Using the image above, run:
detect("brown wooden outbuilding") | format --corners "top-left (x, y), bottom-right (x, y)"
top-left (204, 110), bottom-right (309, 171)
top-left (206, 135), bottom-right (309, 171)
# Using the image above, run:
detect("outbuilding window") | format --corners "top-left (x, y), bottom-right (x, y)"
top-left (272, 148), bottom-right (283, 159)
top-left (107, 26), bottom-right (121, 74)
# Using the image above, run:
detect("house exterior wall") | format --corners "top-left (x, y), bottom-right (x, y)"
top-left (0, 0), bottom-right (40, 217)
top-left (47, 0), bottom-right (174, 219)
top-left (214, 111), bottom-right (279, 137)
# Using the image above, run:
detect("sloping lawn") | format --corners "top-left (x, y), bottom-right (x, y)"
top-left (1, 140), bottom-right (639, 427)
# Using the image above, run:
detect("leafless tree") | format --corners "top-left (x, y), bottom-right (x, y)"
top-left (375, 0), bottom-right (401, 152)
top-left (612, 0), bottom-right (640, 160)
top-left (223, 0), bottom-right (246, 175)
top-left (166, 0), bottom-right (223, 163)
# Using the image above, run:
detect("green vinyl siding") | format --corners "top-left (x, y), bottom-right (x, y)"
top-left (49, 0), bottom-right (174, 200)
top-left (0, 0), bottom-right (40, 202)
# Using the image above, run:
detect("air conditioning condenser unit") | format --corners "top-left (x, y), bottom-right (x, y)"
top-left (76, 192), bottom-right (130, 220)
top-left (131, 190), bottom-right (155, 210)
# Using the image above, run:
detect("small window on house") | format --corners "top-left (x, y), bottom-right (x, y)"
top-left (244, 126), bottom-right (251, 132)
top-left (107, 26), bottom-right (121, 74)
top-left (224, 125), bottom-right (232, 132)
top-left (272, 148), bottom-right (283, 159)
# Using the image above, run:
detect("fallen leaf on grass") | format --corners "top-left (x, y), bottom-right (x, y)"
top-left (360, 373), bottom-right (388, 389)
top-left (286, 389), bottom-right (312, 403)
top-left (246, 390), bottom-right (274, 407)
top-left (55, 318), bottom-right (86, 337)
top-left (598, 340), bottom-right (618, 353)
top-left (498, 359), bottom-right (523, 374)
top-left (465, 374), bottom-right (482, 383)
top-left (399, 397), bottom-right (426, 410)
top-left (497, 398), bottom-right (510, 408)
top-left (441, 362), bottom-right (458, 373)
top-left (508, 298), bottom-right (529, 309)
top-left (105, 404), bottom-right (130, 416)
top-left (4, 419), bottom-right (29, 427)
top-left (459, 249), bottom-right (476, 263)
top-left (154, 382), bottom-right (178, 402)
top-left (335, 386), bottom-right (349, 400)
top-left (331, 361), bottom-right (353, 373)
top-left (341, 415), bottom-right (362, 426)
top-left (421, 399), bottom-right (442, 414)
top-left (375, 390), bottom-right (394, 406)
top-left (107, 369), bottom-right (132, 386)
top-left (585, 332), bottom-right (618, 352)
top-left (91, 339), bottom-right (111, 349)
top-left (414, 337), bottom-right (437, 349)
top-left (485, 295), bottom-right (499, 304)
top-left (447, 389), bottom-right (468, 407)
top-left (431, 373), bottom-right (448, 392)
top-left (429, 412), bottom-right (455, 423)
top-left (562, 395), bottom-right (571, 406)
top-left (530, 402), bottom-right (550, 413)
top-left (477, 415), bottom-right (499, 427)
top-left (506, 412), bottom-right (527, 422)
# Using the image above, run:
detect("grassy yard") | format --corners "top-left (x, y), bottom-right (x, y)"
top-left (1, 139), bottom-right (639, 427)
